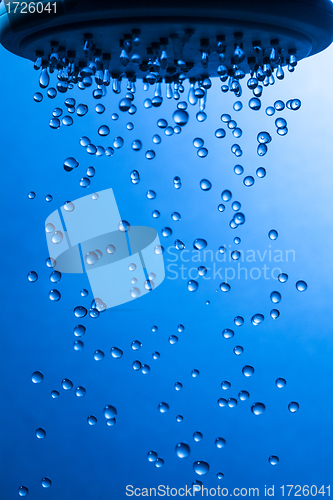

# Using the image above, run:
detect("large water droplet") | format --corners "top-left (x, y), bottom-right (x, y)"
top-left (193, 461), bottom-right (209, 475)
top-left (242, 365), bottom-right (254, 377)
top-left (188, 280), bottom-right (198, 292)
top-left (173, 109), bottom-right (189, 126)
top-left (193, 238), bottom-right (207, 250)
top-left (175, 443), bottom-right (190, 458)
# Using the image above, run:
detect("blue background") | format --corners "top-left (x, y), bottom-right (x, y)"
top-left (1, 38), bottom-right (333, 499)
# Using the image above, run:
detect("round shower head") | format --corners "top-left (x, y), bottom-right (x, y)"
top-left (0, 0), bottom-right (332, 85)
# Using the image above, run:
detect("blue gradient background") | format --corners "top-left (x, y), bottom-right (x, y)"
top-left (1, 39), bottom-right (333, 499)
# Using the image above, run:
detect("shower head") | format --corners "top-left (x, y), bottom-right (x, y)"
top-left (0, 0), bottom-right (332, 88)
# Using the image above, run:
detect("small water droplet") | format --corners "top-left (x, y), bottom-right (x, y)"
top-left (35, 428), bottom-right (46, 442)
top-left (27, 271), bottom-right (38, 282)
top-left (61, 379), bottom-right (73, 390)
top-left (269, 455), bottom-right (279, 465)
top-left (251, 402), bottom-right (265, 415)
top-left (276, 378), bottom-right (286, 388)
top-left (268, 229), bottom-right (278, 240)
top-left (296, 280), bottom-right (307, 292)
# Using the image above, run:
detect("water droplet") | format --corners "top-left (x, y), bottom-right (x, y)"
top-left (193, 461), bottom-right (209, 475)
top-left (51, 231), bottom-right (63, 245)
top-left (269, 455), bottom-right (279, 465)
top-left (62, 115), bottom-right (73, 126)
top-left (146, 190), bottom-right (156, 200)
top-left (215, 128), bottom-right (226, 138)
top-left (296, 280), bottom-right (307, 292)
top-left (49, 118), bottom-right (61, 129)
top-left (104, 405), bottom-right (117, 419)
top-left (234, 164), bottom-right (244, 175)
top-left (132, 360), bottom-right (142, 371)
top-left (75, 386), bottom-right (86, 397)
top-left (256, 167), bottom-right (266, 178)
top-left (251, 313), bottom-right (264, 325)
top-left (221, 190), bottom-right (232, 202)
top-left (222, 329), bottom-right (234, 339)
top-left (221, 380), bottom-right (231, 390)
top-left (270, 291), bottom-right (281, 304)
top-left (197, 147), bottom-right (208, 158)
top-left (49, 271), bottom-right (61, 284)
top-left (119, 220), bottom-right (130, 232)
top-left (77, 104), bottom-right (88, 117)
top-left (61, 379), bottom-right (73, 390)
top-left (51, 390), bottom-right (59, 399)
top-left (249, 98), bottom-right (261, 110)
top-left (257, 144), bottom-right (267, 156)
top-left (146, 149), bottom-right (156, 159)
top-left (215, 437), bottom-right (226, 448)
top-left (274, 100), bottom-right (285, 111)
top-left (276, 378), bottom-right (286, 388)
top-left (233, 101), bottom-right (243, 111)
top-left (131, 140), bottom-right (142, 151)
top-left (196, 111), bottom-right (207, 122)
top-left (176, 443), bottom-right (190, 458)
top-left (193, 138), bottom-right (204, 148)
top-left (35, 428), bottom-right (46, 442)
top-left (242, 365), bottom-right (254, 377)
top-left (74, 306), bottom-right (87, 318)
top-left (158, 402), bottom-right (169, 413)
top-left (27, 271), bottom-right (38, 282)
top-left (161, 227), bottom-right (172, 238)
top-left (257, 132), bottom-right (272, 144)
top-left (193, 432), bottom-right (203, 442)
top-left (171, 212), bottom-right (181, 221)
top-left (188, 280), bottom-right (198, 292)
top-left (87, 415), bottom-right (97, 426)
top-left (31, 371), bottom-right (44, 384)
top-left (288, 401), bottom-right (299, 413)
top-left (110, 347), bottom-right (123, 359)
top-left (94, 350), bottom-right (105, 361)
top-left (193, 238), bottom-right (207, 250)
top-left (34, 92), bottom-right (43, 102)
top-left (173, 109), bottom-right (189, 126)
top-left (18, 486), bottom-right (29, 497)
top-left (98, 125), bottom-right (110, 137)
top-left (251, 402), bottom-right (266, 415)
top-left (233, 345), bottom-right (244, 355)
top-left (200, 179), bottom-right (211, 191)
top-left (268, 229), bottom-right (278, 240)
top-left (147, 451), bottom-right (158, 463)
top-left (169, 335), bottom-right (178, 345)
top-left (49, 289), bottom-right (61, 301)
top-left (238, 390), bottom-right (249, 401)
top-left (220, 283), bottom-right (231, 292)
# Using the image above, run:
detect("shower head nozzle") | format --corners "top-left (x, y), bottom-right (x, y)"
top-left (0, 0), bottom-right (332, 84)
